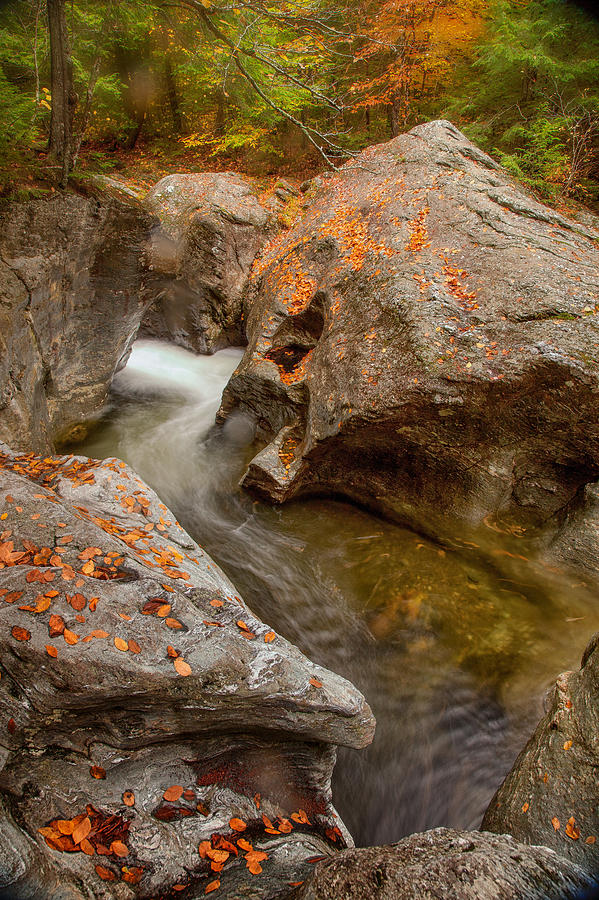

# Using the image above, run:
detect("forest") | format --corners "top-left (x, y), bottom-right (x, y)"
top-left (1, 0), bottom-right (599, 206)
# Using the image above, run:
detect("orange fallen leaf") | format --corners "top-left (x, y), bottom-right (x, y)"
top-left (57, 819), bottom-right (74, 835)
top-left (121, 866), bottom-right (144, 884)
top-left (11, 626), bottom-right (31, 642)
top-left (156, 604), bottom-right (171, 617)
top-left (563, 740), bottom-right (573, 751)
top-left (82, 629), bottom-right (109, 642)
top-left (81, 561), bottom-right (95, 576)
top-left (237, 838), bottom-right (253, 852)
top-left (128, 639), bottom-right (141, 654)
top-left (167, 645), bottom-right (179, 658)
top-left (585, 836), bottom-right (596, 844)
top-left (45, 644), bottom-right (58, 658)
top-left (309, 677), bottom-right (323, 688)
top-left (114, 637), bottom-right (128, 652)
top-left (291, 809), bottom-right (311, 825)
top-left (174, 657), bottom-right (191, 677)
top-left (80, 838), bottom-right (95, 856)
top-left (110, 840), bottom-right (128, 858)
top-left (90, 766), bottom-right (106, 779)
top-left (210, 599), bottom-right (224, 607)
top-left (122, 790), bottom-right (135, 807)
top-left (95, 864), bottom-right (116, 881)
top-left (552, 817), bottom-right (561, 831)
top-left (521, 802), bottom-right (529, 813)
top-left (205, 880), bottom-right (220, 894)
top-left (163, 785), bottom-right (183, 802)
top-left (63, 629), bottom-right (79, 645)
top-left (72, 816), bottom-right (92, 845)
top-left (229, 817), bottom-right (247, 832)
top-left (264, 631), bottom-right (275, 643)
top-left (49, 614), bottom-right (65, 636)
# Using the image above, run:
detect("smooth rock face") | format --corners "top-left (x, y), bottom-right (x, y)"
top-left (0, 442), bottom-right (373, 898)
top-left (482, 632), bottom-right (599, 874)
top-left (143, 173), bottom-right (283, 353)
top-left (292, 828), bottom-right (599, 899)
top-left (218, 120), bottom-right (599, 538)
top-left (0, 192), bottom-right (155, 453)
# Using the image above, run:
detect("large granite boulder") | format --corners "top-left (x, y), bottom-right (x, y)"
top-left (217, 120), bottom-right (599, 539)
top-left (0, 191), bottom-right (155, 454)
top-left (143, 173), bottom-right (292, 353)
top-left (0, 442), bottom-right (374, 898)
top-left (292, 828), bottom-right (598, 899)
top-left (482, 632), bottom-right (599, 874)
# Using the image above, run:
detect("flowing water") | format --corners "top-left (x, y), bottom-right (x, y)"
top-left (73, 339), bottom-right (599, 847)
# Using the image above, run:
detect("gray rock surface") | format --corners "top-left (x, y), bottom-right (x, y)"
top-left (218, 120), bottom-right (599, 541)
top-left (482, 632), bottom-right (599, 874)
top-left (0, 442), bottom-right (373, 898)
top-left (143, 173), bottom-right (282, 353)
top-left (0, 191), bottom-right (155, 453)
top-left (292, 828), bottom-right (599, 899)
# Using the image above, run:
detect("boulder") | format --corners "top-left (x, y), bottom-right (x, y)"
top-left (0, 191), bottom-right (155, 453)
top-left (0, 442), bottom-right (374, 898)
top-left (143, 173), bottom-right (285, 353)
top-left (217, 120), bottom-right (599, 539)
top-left (482, 632), bottom-right (599, 874)
top-left (292, 828), bottom-right (598, 899)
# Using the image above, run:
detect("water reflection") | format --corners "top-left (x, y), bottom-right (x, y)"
top-left (73, 340), bottom-right (599, 846)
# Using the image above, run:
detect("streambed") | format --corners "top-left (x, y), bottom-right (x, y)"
top-left (72, 340), bottom-right (599, 846)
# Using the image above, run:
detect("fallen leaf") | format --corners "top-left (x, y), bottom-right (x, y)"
top-left (121, 866), bottom-right (144, 885)
top-left (521, 802), bottom-right (529, 813)
top-left (63, 629), bottom-right (79, 645)
top-left (49, 614), bottom-right (65, 637)
top-left (90, 766), bottom-right (106, 780)
top-left (156, 604), bottom-right (171, 618)
top-left (309, 677), bottom-right (323, 688)
top-left (11, 626), bottom-right (31, 642)
top-left (80, 838), bottom-right (95, 856)
top-left (264, 631), bottom-right (275, 643)
top-left (205, 880), bottom-right (220, 894)
top-left (95, 864), bottom-right (116, 881)
top-left (163, 785), bottom-right (183, 802)
top-left (122, 790), bottom-right (135, 807)
top-left (110, 840), bottom-right (128, 858)
top-left (237, 838), bottom-right (253, 852)
top-left (563, 740), bottom-right (573, 751)
top-left (585, 836), bottom-right (596, 844)
top-left (165, 617), bottom-right (183, 629)
top-left (174, 657), bottom-right (191, 677)
top-left (45, 644), bottom-right (58, 658)
top-left (72, 816), bottom-right (91, 845)
top-left (114, 637), bottom-right (128, 652)
top-left (57, 819), bottom-right (74, 835)
top-left (552, 817), bottom-right (561, 831)
top-left (7, 718), bottom-right (16, 734)
top-left (229, 817), bottom-right (247, 832)
top-left (128, 639), bottom-right (141, 654)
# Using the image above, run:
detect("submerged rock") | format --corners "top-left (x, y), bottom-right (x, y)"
top-left (0, 442), bottom-right (374, 898)
top-left (482, 632), bottom-right (599, 875)
top-left (0, 191), bottom-right (155, 454)
top-left (218, 120), bottom-right (599, 539)
top-left (292, 828), bottom-right (598, 899)
top-left (143, 173), bottom-right (284, 353)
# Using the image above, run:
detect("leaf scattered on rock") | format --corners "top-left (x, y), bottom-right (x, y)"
top-left (11, 626), bottom-right (31, 642)
top-left (163, 785), bottom-right (183, 802)
top-left (90, 766), bottom-right (106, 780)
top-left (122, 791), bottom-right (135, 807)
top-left (229, 817), bottom-right (247, 832)
top-left (174, 657), bottom-right (191, 677)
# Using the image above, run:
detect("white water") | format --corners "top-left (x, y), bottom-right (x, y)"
top-left (76, 339), bottom-right (599, 846)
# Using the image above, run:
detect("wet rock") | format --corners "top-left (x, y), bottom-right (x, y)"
top-left (218, 120), bottom-right (599, 539)
top-left (0, 442), bottom-right (374, 898)
top-left (482, 632), bottom-right (599, 874)
top-left (0, 191), bottom-right (155, 454)
top-left (292, 828), bottom-right (598, 899)
top-left (143, 173), bottom-right (281, 353)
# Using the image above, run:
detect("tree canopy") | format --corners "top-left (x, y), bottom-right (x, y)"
top-left (0, 0), bottom-right (598, 205)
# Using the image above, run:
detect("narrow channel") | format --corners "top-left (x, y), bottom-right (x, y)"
top-left (73, 339), bottom-right (599, 847)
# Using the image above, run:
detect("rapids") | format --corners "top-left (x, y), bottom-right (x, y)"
top-left (73, 339), bottom-right (599, 846)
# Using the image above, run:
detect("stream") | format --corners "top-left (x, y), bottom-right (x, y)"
top-left (72, 339), bottom-right (599, 848)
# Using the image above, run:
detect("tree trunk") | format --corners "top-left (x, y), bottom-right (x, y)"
top-left (164, 57), bottom-right (183, 135)
top-left (47, 0), bottom-right (74, 187)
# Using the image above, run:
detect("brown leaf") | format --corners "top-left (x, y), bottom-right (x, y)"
top-left (95, 864), bottom-right (116, 881)
top-left (70, 593), bottom-right (86, 612)
top-left (128, 639), bottom-right (141, 654)
top-left (7, 718), bottom-right (15, 734)
top-left (163, 785), bottom-right (183, 802)
top-left (49, 614), bottom-right (65, 637)
top-left (174, 657), bottom-right (191, 677)
top-left (72, 816), bottom-right (92, 846)
top-left (122, 790), bottom-right (135, 807)
top-left (110, 840), bottom-right (128, 858)
top-left (11, 626), bottom-right (31, 642)
top-left (167, 645), bottom-right (179, 658)
top-left (3, 591), bottom-right (23, 604)
top-left (90, 766), bottom-right (106, 780)
top-left (121, 866), bottom-right (144, 885)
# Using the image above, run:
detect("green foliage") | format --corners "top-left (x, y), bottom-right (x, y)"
top-left (441, 0), bottom-right (599, 202)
